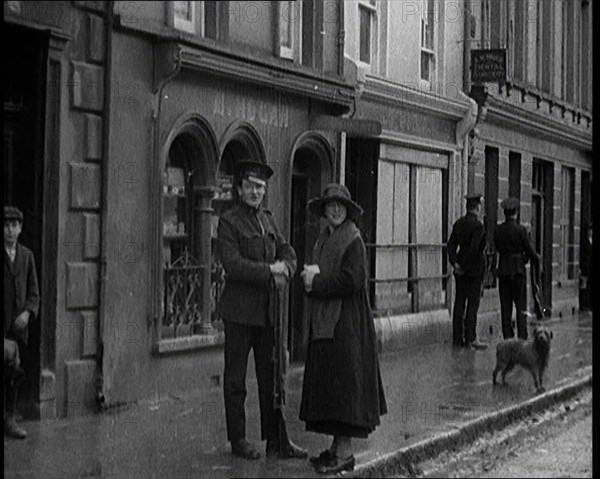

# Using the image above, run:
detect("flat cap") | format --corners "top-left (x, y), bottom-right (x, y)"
top-left (4, 206), bottom-right (23, 222)
top-left (234, 160), bottom-right (273, 187)
top-left (500, 197), bottom-right (520, 210)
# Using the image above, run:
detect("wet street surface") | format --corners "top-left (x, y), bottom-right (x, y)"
top-left (416, 389), bottom-right (592, 478)
top-left (4, 313), bottom-right (593, 478)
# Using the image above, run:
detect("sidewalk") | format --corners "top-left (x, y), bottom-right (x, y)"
top-left (4, 312), bottom-right (592, 479)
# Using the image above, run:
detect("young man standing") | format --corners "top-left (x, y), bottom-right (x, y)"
top-left (4, 206), bottom-right (39, 439)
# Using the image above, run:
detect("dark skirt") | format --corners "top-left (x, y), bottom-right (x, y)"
top-left (299, 290), bottom-right (387, 438)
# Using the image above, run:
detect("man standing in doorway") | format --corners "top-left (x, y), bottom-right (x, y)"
top-left (217, 161), bottom-right (307, 460)
top-left (4, 206), bottom-right (39, 439)
top-left (447, 194), bottom-right (488, 350)
top-left (493, 197), bottom-right (539, 340)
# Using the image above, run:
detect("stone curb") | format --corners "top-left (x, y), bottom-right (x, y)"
top-left (348, 373), bottom-right (593, 478)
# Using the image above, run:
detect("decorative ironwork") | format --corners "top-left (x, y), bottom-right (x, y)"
top-left (163, 249), bottom-right (206, 336)
top-left (210, 257), bottom-right (226, 321)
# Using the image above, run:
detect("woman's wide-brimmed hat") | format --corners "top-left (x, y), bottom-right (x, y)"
top-left (308, 183), bottom-right (363, 218)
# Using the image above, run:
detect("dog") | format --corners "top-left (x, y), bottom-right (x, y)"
top-left (492, 326), bottom-right (553, 393)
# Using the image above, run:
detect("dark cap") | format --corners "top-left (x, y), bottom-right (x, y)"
top-left (464, 193), bottom-right (483, 202)
top-left (500, 197), bottom-right (520, 210)
top-left (4, 206), bottom-right (23, 222)
top-left (234, 160), bottom-right (273, 187)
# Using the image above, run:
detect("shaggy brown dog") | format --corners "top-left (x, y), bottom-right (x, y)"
top-left (492, 327), bottom-right (553, 393)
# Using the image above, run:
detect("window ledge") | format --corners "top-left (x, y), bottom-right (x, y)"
top-left (154, 331), bottom-right (225, 355)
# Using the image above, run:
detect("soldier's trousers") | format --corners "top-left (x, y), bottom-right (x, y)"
top-left (498, 275), bottom-right (527, 340)
top-left (452, 276), bottom-right (482, 345)
top-left (223, 321), bottom-right (289, 444)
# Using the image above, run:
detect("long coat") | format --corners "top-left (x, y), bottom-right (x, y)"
top-left (299, 223), bottom-right (387, 437)
top-left (4, 243), bottom-right (40, 344)
top-left (217, 202), bottom-right (296, 326)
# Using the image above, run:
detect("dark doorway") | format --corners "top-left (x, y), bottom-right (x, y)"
top-left (3, 23), bottom-right (49, 418)
top-left (531, 159), bottom-right (554, 312)
top-left (289, 148), bottom-right (325, 362)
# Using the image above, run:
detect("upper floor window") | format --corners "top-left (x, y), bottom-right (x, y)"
top-left (168, 1), bottom-right (220, 39)
top-left (358, 0), bottom-right (378, 70)
top-left (420, 0), bottom-right (435, 82)
top-left (276, 1), bottom-right (302, 61)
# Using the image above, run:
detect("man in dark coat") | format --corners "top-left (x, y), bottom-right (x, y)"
top-left (217, 161), bottom-right (307, 460)
top-left (493, 197), bottom-right (539, 340)
top-left (4, 206), bottom-right (39, 439)
top-left (447, 194), bottom-right (488, 350)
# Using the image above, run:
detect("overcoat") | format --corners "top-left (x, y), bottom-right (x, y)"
top-left (299, 221), bottom-right (387, 438)
top-left (4, 243), bottom-right (39, 344)
top-left (217, 202), bottom-right (296, 326)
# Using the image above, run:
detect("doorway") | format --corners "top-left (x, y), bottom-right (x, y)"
top-left (531, 160), bottom-right (554, 312)
top-left (3, 23), bottom-right (49, 418)
top-left (289, 143), bottom-right (331, 362)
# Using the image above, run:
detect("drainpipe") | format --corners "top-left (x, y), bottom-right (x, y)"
top-left (149, 46), bottom-right (182, 340)
top-left (96, 0), bottom-right (114, 411)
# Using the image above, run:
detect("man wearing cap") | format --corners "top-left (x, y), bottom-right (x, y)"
top-left (217, 161), bottom-right (307, 460)
top-left (447, 194), bottom-right (488, 350)
top-left (4, 206), bottom-right (39, 439)
top-left (493, 197), bottom-right (539, 340)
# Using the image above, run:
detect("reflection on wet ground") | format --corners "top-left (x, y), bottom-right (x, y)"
top-left (4, 313), bottom-right (592, 478)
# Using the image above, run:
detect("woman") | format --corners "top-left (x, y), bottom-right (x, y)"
top-left (299, 184), bottom-right (387, 474)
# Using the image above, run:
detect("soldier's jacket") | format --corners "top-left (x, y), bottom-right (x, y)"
top-left (217, 202), bottom-right (297, 327)
top-left (447, 212), bottom-right (486, 278)
top-left (493, 218), bottom-right (538, 277)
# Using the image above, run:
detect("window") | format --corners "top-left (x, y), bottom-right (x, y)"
top-left (420, 0), bottom-right (435, 82)
top-left (276, 1), bottom-right (302, 61)
top-left (483, 146), bottom-right (499, 289)
top-left (370, 147), bottom-right (449, 315)
top-left (559, 167), bottom-right (575, 280)
top-left (161, 135), bottom-right (214, 339)
top-left (171, 1), bottom-right (199, 34)
top-left (359, 0), bottom-right (378, 70)
top-left (508, 152), bottom-right (521, 202)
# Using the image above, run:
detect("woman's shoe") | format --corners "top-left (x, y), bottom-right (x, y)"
top-left (310, 449), bottom-right (335, 467)
top-left (316, 455), bottom-right (355, 474)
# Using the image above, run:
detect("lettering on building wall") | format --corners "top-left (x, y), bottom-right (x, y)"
top-left (212, 91), bottom-right (289, 129)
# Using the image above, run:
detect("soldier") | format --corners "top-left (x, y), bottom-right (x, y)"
top-left (217, 161), bottom-right (307, 460)
top-left (4, 206), bottom-right (40, 439)
top-left (447, 194), bottom-right (488, 350)
top-left (493, 197), bottom-right (539, 340)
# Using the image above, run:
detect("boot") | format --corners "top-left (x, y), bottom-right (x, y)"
top-left (4, 380), bottom-right (26, 439)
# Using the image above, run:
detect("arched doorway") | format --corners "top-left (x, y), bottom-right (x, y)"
top-left (288, 134), bottom-right (333, 362)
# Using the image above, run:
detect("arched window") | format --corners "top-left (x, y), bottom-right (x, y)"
top-left (159, 120), bottom-right (218, 341)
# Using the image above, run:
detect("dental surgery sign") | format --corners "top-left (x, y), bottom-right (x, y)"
top-left (471, 49), bottom-right (506, 84)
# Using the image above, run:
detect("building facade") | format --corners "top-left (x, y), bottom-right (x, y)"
top-left (340, 0), bottom-right (477, 348)
top-left (4, 0), bottom-right (354, 418)
top-left (465, 0), bottom-right (593, 329)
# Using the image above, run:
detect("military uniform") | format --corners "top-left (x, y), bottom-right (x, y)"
top-left (447, 195), bottom-right (486, 348)
top-left (493, 197), bottom-right (538, 340)
top-left (217, 161), bottom-right (305, 460)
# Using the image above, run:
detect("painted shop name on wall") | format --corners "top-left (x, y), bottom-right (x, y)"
top-left (212, 91), bottom-right (289, 129)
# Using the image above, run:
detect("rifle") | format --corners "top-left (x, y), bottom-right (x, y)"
top-left (271, 273), bottom-right (288, 455)
top-left (530, 255), bottom-right (547, 319)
